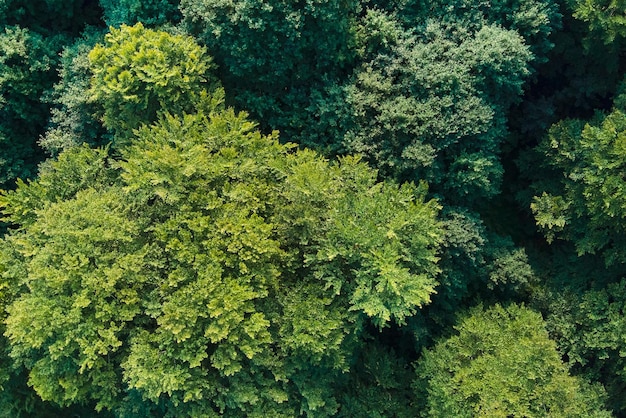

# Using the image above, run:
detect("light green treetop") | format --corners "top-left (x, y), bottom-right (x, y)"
top-left (0, 95), bottom-right (441, 416)
top-left (569, 0), bottom-right (626, 43)
top-left (416, 303), bottom-right (611, 417)
top-left (88, 23), bottom-right (220, 139)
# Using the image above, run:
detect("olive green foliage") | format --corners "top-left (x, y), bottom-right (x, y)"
top-left (0, 96), bottom-right (441, 416)
top-left (532, 82), bottom-right (626, 265)
top-left (88, 23), bottom-right (220, 139)
top-left (416, 303), bottom-right (611, 417)
top-left (0, 3), bottom-right (104, 409)
top-left (0, 204), bottom-right (108, 418)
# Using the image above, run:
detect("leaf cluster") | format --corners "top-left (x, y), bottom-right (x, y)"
top-left (88, 23), bottom-right (220, 139)
top-left (532, 81), bottom-right (626, 264)
top-left (344, 13), bottom-right (531, 203)
top-left (416, 303), bottom-right (611, 417)
top-left (0, 98), bottom-right (441, 416)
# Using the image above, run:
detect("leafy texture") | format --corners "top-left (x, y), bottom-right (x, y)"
top-left (99, 0), bottom-right (181, 27)
top-left (0, 26), bottom-right (63, 185)
top-left (88, 23), bottom-right (220, 140)
top-left (416, 303), bottom-right (611, 417)
top-left (41, 29), bottom-right (107, 155)
top-left (394, 0), bottom-right (561, 63)
top-left (0, 0), bottom-right (101, 186)
top-left (532, 81), bottom-right (626, 265)
top-left (343, 14), bottom-right (532, 204)
top-left (0, 97), bottom-right (441, 416)
top-left (569, 0), bottom-right (626, 43)
top-left (181, 0), bottom-right (358, 138)
top-left (545, 280), bottom-right (626, 414)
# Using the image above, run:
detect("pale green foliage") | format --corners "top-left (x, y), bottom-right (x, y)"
top-left (353, 7), bottom-right (405, 59)
top-left (532, 83), bottom-right (626, 264)
top-left (416, 303), bottom-right (611, 417)
top-left (0, 97), bottom-right (441, 416)
top-left (0, 145), bottom-right (114, 227)
top-left (88, 23), bottom-right (219, 139)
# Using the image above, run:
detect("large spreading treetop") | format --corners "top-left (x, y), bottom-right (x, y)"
top-left (0, 92), bottom-right (442, 416)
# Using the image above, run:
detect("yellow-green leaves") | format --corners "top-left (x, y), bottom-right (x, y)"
top-left (311, 179), bottom-right (441, 328)
top-left (88, 23), bottom-right (220, 139)
top-left (0, 103), bottom-right (442, 415)
top-left (571, 0), bottom-right (626, 43)
top-left (416, 304), bottom-right (611, 417)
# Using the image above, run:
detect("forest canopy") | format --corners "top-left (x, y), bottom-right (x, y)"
top-left (0, 0), bottom-right (625, 417)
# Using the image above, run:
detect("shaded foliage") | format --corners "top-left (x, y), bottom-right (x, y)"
top-left (341, 13), bottom-right (532, 204)
top-left (0, 26), bottom-right (66, 185)
top-left (532, 81), bottom-right (626, 265)
top-left (99, 0), bottom-right (181, 27)
top-left (41, 28), bottom-right (107, 155)
top-left (366, 0), bottom-right (561, 63)
top-left (181, 0), bottom-right (359, 138)
top-left (543, 280), bottom-right (626, 414)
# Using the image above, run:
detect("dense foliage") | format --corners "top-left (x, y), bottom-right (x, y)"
top-left (1, 96), bottom-right (441, 416)
top-left (416, 303), bottom-right (610, 417)
top-left (532, 81), bottom-right (626, 265)
top-left (88, 23), bottom-right (219, 140)
top-left (0, 0), bottom-right (625, 416)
